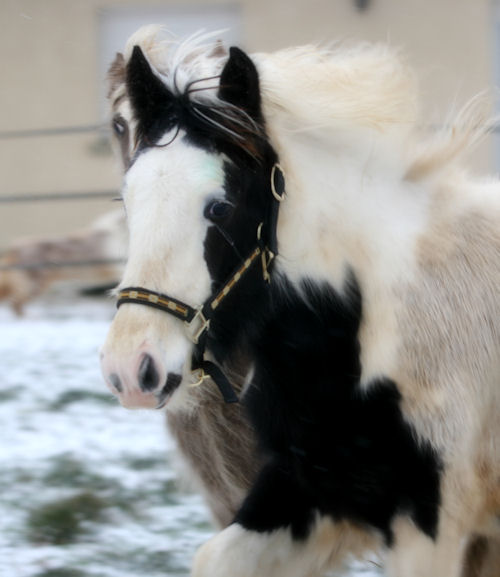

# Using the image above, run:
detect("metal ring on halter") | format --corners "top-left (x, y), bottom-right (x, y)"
top-left (257, 222), bottom-right (264, 241)
top-left (189, 368), bottom-right (211, 388)
top-left (261, 248), bottom-right (274, 283)
top-left (271, 163), bottom-right (286, 202)
top-left (256, 222), bottom-right (274, 282)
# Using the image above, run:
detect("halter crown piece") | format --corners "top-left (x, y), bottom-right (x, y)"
top-left (116, 163), bottom-right (286, 404)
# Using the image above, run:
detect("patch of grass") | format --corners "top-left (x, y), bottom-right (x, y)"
top-left (26, 491), bottom-right (107, 545)
top-left (0, 388), bottom-right (20, 402)
top-left (32, 569), bottom-right (89, 577)
top-left (103, 489), bottom-right (143, 518)
top-left (95, 548), bottom-right (187, 575)
top-left (152, 478), bottom-right (182, 506)
top-left (120, 477), bottom-right (181, 509)
top-left (0, 466), bottom-right (42, 503)
top-left (124, 455), bottom-right (167, 470)
top-left (44, 454), bottom-right (114, 491)
top-left (43, 455), bottom-right (152, 520)
top-left (49, 389), bottom-right (115, 410)
top-left (132, 549), bottom-right (187, 574)
top-left (42, 455), bottom-right (143, 517)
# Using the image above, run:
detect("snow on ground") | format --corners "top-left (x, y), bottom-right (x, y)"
top-left (0, 294), bottom-right (382, 577)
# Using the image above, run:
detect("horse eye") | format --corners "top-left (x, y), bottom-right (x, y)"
top-left (204, 200), bottom-right (234, 221)
top-left (112, 116), bottom-right (127, 137)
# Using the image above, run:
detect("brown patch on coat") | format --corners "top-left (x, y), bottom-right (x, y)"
top-left (398, 208), bottom-right (500, 399)
top-left (462, 537), bottom-right (489, 577)
top-left (395, 199), bottom-right (500, 538)
top-left (208, 40), bottom-right (227, 59)
top-left (107, 53), bottom-right (126, 99)
top-left (167, 355), bottom-right (261, 527)
top-left (461, 537), bottom-right (500, 577)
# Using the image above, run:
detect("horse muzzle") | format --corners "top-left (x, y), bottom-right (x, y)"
top-left (100, 345), bottom-right (182, 410)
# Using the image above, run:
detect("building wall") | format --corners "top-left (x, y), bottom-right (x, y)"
top-left (0, 0), bottom-right (497, 248)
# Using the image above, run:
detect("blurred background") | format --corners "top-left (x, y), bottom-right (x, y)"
top-left (1, 0), bottom-right (499, 310)
top-left (0, 1), bottom-right (499, 576)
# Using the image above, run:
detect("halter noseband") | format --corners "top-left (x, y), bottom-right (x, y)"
top-left (116, 163), bottom-right (285, 404)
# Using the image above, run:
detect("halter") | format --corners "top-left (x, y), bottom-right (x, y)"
top-left (116, 163), bottom-right (285, 404)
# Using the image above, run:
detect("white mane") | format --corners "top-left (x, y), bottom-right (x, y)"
top-left (256, 44), bottom-right (418, 131)
top-left (124, 26), bottom-right (229, 103)
top-left (117, 26), bottom-right (492, 182)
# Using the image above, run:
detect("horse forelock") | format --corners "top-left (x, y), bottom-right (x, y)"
top-left (107, 28), bottom-right (266, 162)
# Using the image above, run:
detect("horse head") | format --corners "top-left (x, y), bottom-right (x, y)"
top-left (100, 34), bottom-right (281, 411)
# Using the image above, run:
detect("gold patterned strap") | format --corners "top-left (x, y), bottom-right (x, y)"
top-left (116, 288), bottom-right (196, 321)
top-left (210, 247), bottom-right (262, 310)
top-left (116, 243), bottom-right (266, 335)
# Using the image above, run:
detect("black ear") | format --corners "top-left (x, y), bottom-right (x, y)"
top-left (219, 47), bottom-right (261, 119)
top-left (126, 45), bottom-right (176, 140)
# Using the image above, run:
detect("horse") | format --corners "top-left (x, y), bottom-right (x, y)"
top-left (0, 209), bottom-right (126, 315)
top-left (100, 27), bottom-right (500, 577)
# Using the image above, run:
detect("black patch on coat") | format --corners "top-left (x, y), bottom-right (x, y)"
top-left (126, 46), bottom-right (179, 147)
top-left (218, 275), bottom-right (442, 545)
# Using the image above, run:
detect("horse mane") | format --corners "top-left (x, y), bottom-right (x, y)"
top-left (255, 44), bottom-right (418, 132)
top-left (253, 44), bottom-right (492, 180)
top-left (109, 26), bottom-right (492, 180)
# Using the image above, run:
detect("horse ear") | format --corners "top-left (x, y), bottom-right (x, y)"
top-left (219, 47), bottom-right (261, 119)
top-left (126, 45), bottom-right (175, 132)
top-left (107, 53), bottom-right (126, 98)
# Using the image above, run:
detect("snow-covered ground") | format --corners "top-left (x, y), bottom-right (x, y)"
top-left (0, 295), bottom-right (382, 577)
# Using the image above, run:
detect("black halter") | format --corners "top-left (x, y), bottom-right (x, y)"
top-left (116, 163), bottom-right (285, 404)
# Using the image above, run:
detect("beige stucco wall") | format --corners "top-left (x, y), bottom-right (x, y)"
top-left (0, 0), bottom-right (497, 249)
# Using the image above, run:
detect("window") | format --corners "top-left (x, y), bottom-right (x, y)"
top-left (98, 4), bottom-right (242, 115)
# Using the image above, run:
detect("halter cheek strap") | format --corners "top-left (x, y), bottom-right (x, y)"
top-left (116, 163), bottom-right (285, 404)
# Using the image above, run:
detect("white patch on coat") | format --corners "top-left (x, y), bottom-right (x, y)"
top-left (101, 134), bottom-right (226, 409)
top-left (386, 516), bottom-right (469, 577)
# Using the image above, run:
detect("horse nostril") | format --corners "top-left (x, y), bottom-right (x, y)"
top-left (109, 373), bottom-right (123, 393)
top-left (138, 354), bottom-right (160, 392)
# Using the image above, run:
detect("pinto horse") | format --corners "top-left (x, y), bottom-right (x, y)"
top-left (100, 28), bottom-right (500, 577)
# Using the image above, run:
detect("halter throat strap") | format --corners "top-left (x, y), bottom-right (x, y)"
top-left (116, 163), bottom-right (285, 404)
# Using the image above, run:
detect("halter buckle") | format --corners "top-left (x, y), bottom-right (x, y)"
top-left (257, 223), bottom-right (275, 283)
top-left (185, 307), bottom-right (210, 344)
top-left (189, 368), bottom-right (211, 387)
top-left (261, 248), bottom-right (274, 283)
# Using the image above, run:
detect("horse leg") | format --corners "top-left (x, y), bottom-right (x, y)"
top-left (191, 520), bottom-right (375, 577)
top-left (386, 516), bottom-right (468, 577)
top-left (192, 523), bottom-right (318, 577)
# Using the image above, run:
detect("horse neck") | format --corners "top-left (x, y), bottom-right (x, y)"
top-left (272, 126), bottom-right (429, 293)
